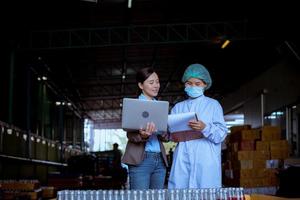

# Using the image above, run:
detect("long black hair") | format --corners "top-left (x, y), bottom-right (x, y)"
top-left (136, 67), bottom-right (155, 84)
top-left (136, 67), bottom-right (156, 94)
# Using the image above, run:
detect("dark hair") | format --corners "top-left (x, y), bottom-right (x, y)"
top-left (113, 143), bottom-right (119, 147)
top-left (136, 67), bottom-right (155, 84)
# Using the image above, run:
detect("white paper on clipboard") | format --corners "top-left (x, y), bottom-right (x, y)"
top-left (167, 112), bottom-right (198, 133)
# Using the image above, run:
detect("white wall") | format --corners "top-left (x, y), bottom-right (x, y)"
top-left (221, 58), bottom-right (300, 128)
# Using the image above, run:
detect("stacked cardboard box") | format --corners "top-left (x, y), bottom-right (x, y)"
top-left (0, 180), bottom-right (42, 200)
top-left (41, 186), bottom-right (56, 199)
top-left (224, 125), bottom-right (289, 188)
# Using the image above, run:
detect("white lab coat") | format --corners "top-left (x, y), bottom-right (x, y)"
top-left (168, 95), bottom-right (228, 189)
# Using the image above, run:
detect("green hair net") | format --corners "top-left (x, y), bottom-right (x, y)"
top-left (181, 63), bottom-right (212, 90)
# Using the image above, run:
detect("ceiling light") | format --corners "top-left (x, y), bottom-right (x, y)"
top-left (7, 129), bottom-right (12, 135)
top-left (23, 134), bottom-right (27, 141)
top-left (81, 0), bottom-right (98, 2)
top-left (128, 0), bottom-right (132, 8)
top-left (221, 39), bottom-right (230, 49)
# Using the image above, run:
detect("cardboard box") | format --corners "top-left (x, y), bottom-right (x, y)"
top-left (270, 140), bottom-right (289, 150)
top-left (256, 141), bottom-right (270, 151)
top-left (261, 126), bottom-right (281, 141)
top-left (234, 169), bottom-right (269, 179)
top-left (235, 151), bottom-right (255, 160)
top-left (271, 149), bottom-right (289, 159)
top-left (241, 129), bottom-right (261, 141)
top-left (230, 125), bottom-right (252, 134)
top-left (253, 159), bottom-right (267, 169)
top-left (232, 160), bottom-right (253, 169)
top-left (239, 140), bottom-right (256, 151)
top-left (41, 186), bottom-right (56, 198)
top-left (1, 181), bottom-right (40, 191)
top-left (254, 150), bottom-right (270, 160)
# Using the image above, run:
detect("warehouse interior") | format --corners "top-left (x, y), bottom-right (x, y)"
top-left (1, 0), bottom-right (300, 199)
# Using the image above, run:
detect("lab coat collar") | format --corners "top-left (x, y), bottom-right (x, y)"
top-left (187, 94), bottom-right (205, 102)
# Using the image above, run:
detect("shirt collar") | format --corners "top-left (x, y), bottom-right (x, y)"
top-left (138, 93), bottom-right (156, 101)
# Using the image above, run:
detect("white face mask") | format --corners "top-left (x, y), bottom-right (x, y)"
top-left (184, 86), bottom-right (205, 98)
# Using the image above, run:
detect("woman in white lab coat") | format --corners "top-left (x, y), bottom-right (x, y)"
top-left (168, 63), bottom-right (228, 189)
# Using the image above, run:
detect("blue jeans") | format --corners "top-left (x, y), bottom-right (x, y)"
top-left (129, 152), bottom-right (166, 189)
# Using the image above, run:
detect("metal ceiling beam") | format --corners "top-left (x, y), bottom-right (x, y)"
top-left (81, 84), bottom-right (183, 101)
top-left (77, 79), bottom-right (181, 90)
top-left (86, 93), bottom-right (187, 122)
top-left (83, 93), bottom-right (187, 112)
top-left (83, 93), bottom-right (209, 123)
top-left (22, 21), bottom-right (253, 50)
top-left (85, 91), bottom-right (219, 122)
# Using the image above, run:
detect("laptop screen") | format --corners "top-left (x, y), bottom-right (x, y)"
top-left (121, 98), bottom-right (169, 132)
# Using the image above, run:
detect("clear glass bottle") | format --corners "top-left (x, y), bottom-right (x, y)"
top-left (151, 189), bottom-right (156, 200)
top-left (212, 188), bottom-right (217, 200)
top-left (169, 189), bottom-right (175, 200)
top-left (187, 189), bottom-right (193, 200)
top-left (163, 189), bottom-right (168, 200)
top-left (174, 189), bottom-right (180, 200)
top-left (204, 188), bottom-right (209, 200)
top-left (145, 190), bottom-right (150, 200)
top-left (218, 188), bottom-right (224, 200)
top-left (182, 189), bottom-right (188, 200)
top-left (232, 188), bottom-right (238, 200)
top-left (95, 190), bottom-right (101, 200)
top-left (126, 190), bottom-right (131, 200)
top-left (223, 188), bottom-right (229, 200)
top-left (137, 190), bottom-right (143, 200)
top-left (133, 190), bottom-right (138, 200)
top-left (57, 191), bottom-right (62, 200)
top-left (194, 189), bottom-right (200, 200)
top-left (238, 187), bottom-right (245, 200)
top-left (75, 190), bottom-right (81, 200)
top-left (113, 190), bottom-right (119, 200)
top-left (228, 188), bottom-right (233, 200)
top-left (57, 191), bottom-right (64, 200)
top-left (119, 190), bottom-right (125, 200)
top-left (102, 190), bottom-right (107, 200)
top-left (107, 190), bottom-right (113, 200)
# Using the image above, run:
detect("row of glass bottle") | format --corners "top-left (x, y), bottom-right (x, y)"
top-left (57, 187), bottom-right (245, 200)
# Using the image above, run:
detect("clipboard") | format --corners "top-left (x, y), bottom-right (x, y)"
top-left (167, 112), bottom-right (198, 133)
top-left (167, 112), bottom-right (202, 142)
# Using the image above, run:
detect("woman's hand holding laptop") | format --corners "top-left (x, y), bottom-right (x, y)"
top-left (139, 122), bottom-right (156, 139)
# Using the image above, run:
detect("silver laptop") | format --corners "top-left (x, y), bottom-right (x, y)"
top-left (121, 98), bottom-right (169, 132)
